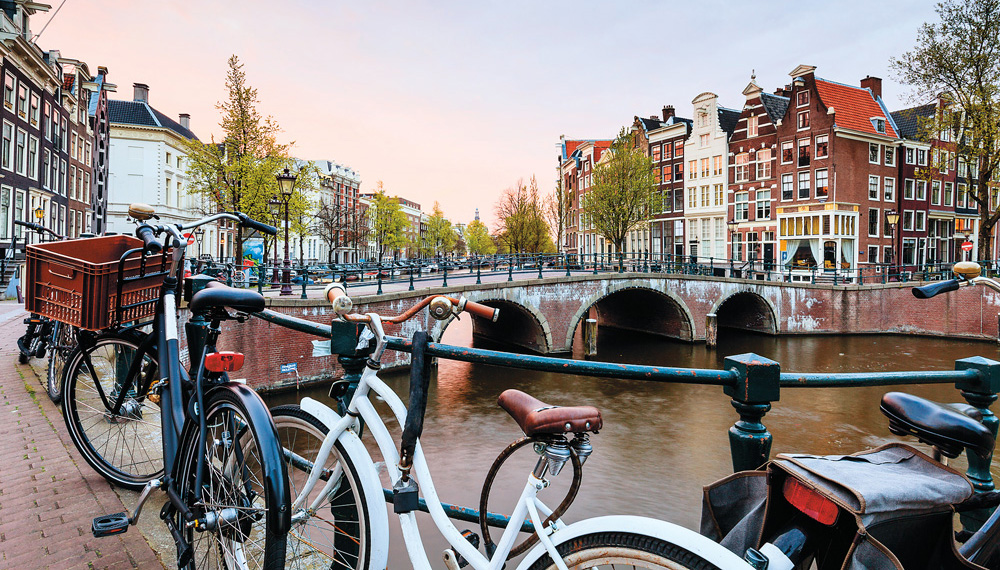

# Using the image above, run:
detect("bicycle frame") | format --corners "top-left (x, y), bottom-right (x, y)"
top-left (292, 315), bottom-right (595, 570)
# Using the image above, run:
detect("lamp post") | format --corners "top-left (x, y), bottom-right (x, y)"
top-left (269, 199), bottom-right (281, 288)
top-left (195, 228), bottom-right (205, 259)
top-left (276, 168), bottom-right (298, 296)
top-left (885, 209), bottom-right (900, 273)
top-left (34, 206), bottom-right (44, 243)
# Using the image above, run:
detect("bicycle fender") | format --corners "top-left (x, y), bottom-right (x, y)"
top-left (208, 383), bottom-right (292, 535)
top-left (514, 515), bottom-right (751, 570)
top-left (300, 397), bottom-right (390, 570)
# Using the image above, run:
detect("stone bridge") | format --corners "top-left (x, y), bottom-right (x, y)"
top-left (208, 272), bottom-right (1000, 391)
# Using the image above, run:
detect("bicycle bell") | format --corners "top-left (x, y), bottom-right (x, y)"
top-left (953, 261), bottom-right (981, 280)
top-left (428, 296), bottom-right (453, 320)
top-left (128, 203), bottom-right (156, 221)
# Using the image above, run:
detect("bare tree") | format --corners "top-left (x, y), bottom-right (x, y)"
top-left (494, 176), bottom-right (553, 254)
top-left (544, 176), bottom-right (573, 254)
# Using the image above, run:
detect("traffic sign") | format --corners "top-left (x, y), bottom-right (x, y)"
top-left (183, 232), bottom-right (196, 246)
top-left (962, 241), bottom-right (974, 252)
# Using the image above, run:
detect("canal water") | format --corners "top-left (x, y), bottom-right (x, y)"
top-left (267, 318), bottom-right (1000, 565)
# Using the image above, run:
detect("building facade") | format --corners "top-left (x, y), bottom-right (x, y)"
top-left (0, 2), bottom-right (106, 259)
top-left (774, 66), bottom-right (900, 279)
top-left (107, 83), bottom-right (204, 251)
top-left (727, 77), bottom-right (789, 267)
top-left (306, 159), bottom-right (362, 264)
top-left (683, 92), bottom-right (740, 261)
top-left (559, 137), bottom-right (611, 258)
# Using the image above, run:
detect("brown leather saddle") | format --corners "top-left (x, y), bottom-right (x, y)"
top-left (497, 389), bottom-right (602, 437)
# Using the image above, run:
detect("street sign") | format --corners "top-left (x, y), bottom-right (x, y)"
top-left (280, 362), bottom-right (298, 374)
top-left (962, 241), bottom-right (974, 252)
top-left (183, 232), bottom-right (195, 246)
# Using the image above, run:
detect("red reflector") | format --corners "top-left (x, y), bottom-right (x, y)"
top-left (782, 477), bottom-right (839, 526)
top-left (205, 352), bottom-right (245, 372)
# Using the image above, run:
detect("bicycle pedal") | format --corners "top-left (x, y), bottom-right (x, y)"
top-left (454, 529), bottom-right (481, 568)
top-left (92, 512), bottom-right (130, 537)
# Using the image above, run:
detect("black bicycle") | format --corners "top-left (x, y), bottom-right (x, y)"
top-left (13, 219), bottom-right (78, 403)
top-left (68, 204), bottom-right (290, 569)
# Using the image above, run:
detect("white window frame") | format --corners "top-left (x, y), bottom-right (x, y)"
top-left (868, 208), bottom-right (880, 237)
top-left (868, 175), bottom-right (880, 200)
top-left (904, 179), bottom-right (915, 200)
top-left (884, 146), bottom-right (895, 166)
top-left (915, 211), bottom-right (926, 232)
top-left (916, 180), bottom-right (927, 201)
top-left (781, 173), bottom-right (793, 201)
top-left (815, 134), bottom-right (828, 158)
top-left (883, 177), bottom-right (895, 202)
top-left (869, 143), bottom-right (880, 165)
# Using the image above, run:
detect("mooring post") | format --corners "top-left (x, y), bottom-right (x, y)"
top-left (955, 356), bottom-right (1000, 531)
top-left (706, 313), bottom-right (718, 348)
top-left (724, 353), bottom-right (779, 472)
top-left (583, 318), bottom-right (597, 357)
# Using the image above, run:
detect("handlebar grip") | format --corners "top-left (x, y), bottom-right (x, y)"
top-left (135, 225), bottom-right (162, 254)
top-left (236, 212), bottom-right (277, 236)
top-left (325, 282), bottom-right (353, 315)
top-left (14, 220), bottom-right (42, 232)
top-left (912, 279), bottom-right (961, 299)
top-left (462, 298), bottom-right (499, 322)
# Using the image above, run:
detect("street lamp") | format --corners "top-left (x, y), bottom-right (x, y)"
top-left (269, 199), bottom-right (281, 288)
top-left (276, 168), bottom-right (298, 296)
top-left (195, 228), bottom-right (205, 260)
top-left (34, 206), bottom-right (44, 243)
top-left (726, 219), bottom-right (738, 261)
top-left (885, 210), bottom-right (900, 268)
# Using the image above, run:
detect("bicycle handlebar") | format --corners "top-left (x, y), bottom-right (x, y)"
top-left (14, 219), bottom-right (64, 240)
top-left (135, 225), bottom-right (163, 254)
top-left (324, 282), bottom-right (499, 324)
top-left (235, 212), bottom-right (277, 236)
top-left (911, 279), bottom-right (962, 299)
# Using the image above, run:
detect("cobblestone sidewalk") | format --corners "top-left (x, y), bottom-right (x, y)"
top-left (0, 302), bottom-right (164, 569)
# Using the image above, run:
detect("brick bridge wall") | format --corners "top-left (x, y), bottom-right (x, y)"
top-left (196, 273), bottom-right (1000, 392)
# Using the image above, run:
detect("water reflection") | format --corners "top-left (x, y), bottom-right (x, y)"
top-left (267, 319), bottom-right (1000, 565)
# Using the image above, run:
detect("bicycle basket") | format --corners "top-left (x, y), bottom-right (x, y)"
top-left (26, 235), bottom-right (169, 330)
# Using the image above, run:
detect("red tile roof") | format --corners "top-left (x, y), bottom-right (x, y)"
top-left (814, 79), bottom-right (898, 138)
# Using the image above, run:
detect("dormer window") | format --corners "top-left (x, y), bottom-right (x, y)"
top-left (871, 117), bottom-right (886, 134)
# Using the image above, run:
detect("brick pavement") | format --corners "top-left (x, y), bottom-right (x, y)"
top-left (0, 302), bottom-right (164, 569)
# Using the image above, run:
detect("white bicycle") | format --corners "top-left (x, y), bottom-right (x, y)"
top-left (266, 283), bottom-right (752, 570)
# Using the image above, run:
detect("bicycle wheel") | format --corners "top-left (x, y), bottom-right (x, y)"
top-left (527, 532), bottom-right (722, 570)
top-left (62, 332), bottom-right (163, 490)
top-left (270, 405), bottom-right (372, 570)
top-left (175, 388), bottom-right (286, 569)
top-left (46, 321), bottom-right (75, 404)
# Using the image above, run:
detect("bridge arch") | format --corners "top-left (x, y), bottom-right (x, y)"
top-left (710, 290), bottom-right (778, 334)
top-left (565, 283), bottom-right (696, 350)
top-left (431, 291), bottom-right (554, 354)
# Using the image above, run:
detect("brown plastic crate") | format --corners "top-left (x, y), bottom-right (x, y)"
top-left (25, 235), bottom-right (169, 330)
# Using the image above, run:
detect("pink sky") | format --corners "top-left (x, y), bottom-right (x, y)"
top-left (36, 1), bottom-right (939, 229)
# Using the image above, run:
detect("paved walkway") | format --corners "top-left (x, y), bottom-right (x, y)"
top-left (0, 301), bottom-right (163, 569)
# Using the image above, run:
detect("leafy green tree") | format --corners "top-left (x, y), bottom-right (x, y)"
top-left (464, 219), bottom-right (497, 255)
top-left (183, 55), bottom-right (296, 258)
top-left (424, 202), bottom-right (455, 256)
top-left (368, 182), bottom-right (408, 260)
top-left (581, 127), bottom-right (655, 255)
top-left (892, 0), bottom-right (1000, 260)
top-left (494, 176), bottom-right (552, 253)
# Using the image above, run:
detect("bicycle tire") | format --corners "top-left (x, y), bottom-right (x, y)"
top-left (174, 388), bottom-right (286, 569)
top-left (62, 332), bottom-right (163, 490)
top-left (46, 321), bottom-right (75, 404)
top-left (17, 319), bottom-right (39, 363)
top-left (270, 404), bottom-right (372, 570)
top-left (527, 531), bottom-right (722, 570)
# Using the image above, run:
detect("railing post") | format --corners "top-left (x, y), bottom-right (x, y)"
top-left (409, 269), bottom-right (415, 291)
top-left (593, 252), bottom-right (598, 275)
top-left (508, 259), bottom-right (513, 282)
top-left (565, 253), bottom-right (571, 277)
top-left (257, 263), bottom-right (263, 295)
top-left (538, 257), bottom-right (543, 279)
top-left (377, 273), bottom-right (383, 295)
top-left (442, 264), bottom-right (448, 287)
top-left (301, 267), bottom-right (308, 299)
top-left (724, 353), bottom-right (780, 472)
top-left (955, 356), bottom-right (1000, 531)
top-left (226, 264), bottom-right (233, 287)
top-left (476, 263), bottom-right (482, 285)
top-left (810, 266), bottom-right (816, 284)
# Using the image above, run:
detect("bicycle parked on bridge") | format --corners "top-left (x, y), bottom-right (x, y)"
top-left (691, 262), bottom-right (1000, 570)
top-left (15, 219), bottom-right (83, 403)
top-left (260, 282), bottom-right (751, 570)
top-left (47, 203), bottom-right (291, 569)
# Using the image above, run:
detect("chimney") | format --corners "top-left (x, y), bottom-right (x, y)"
top-left (860, 76), bottom-right (882, 99)
top-left (774, 85), bottom-right (792, 98)
top-left (662, 105), bottom-right (675, 121)
top-left (133, 83), bottom-right (149, 104)
top-left (179, 113), bottom-right (190, 130)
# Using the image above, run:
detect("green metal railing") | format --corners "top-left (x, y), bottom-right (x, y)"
top-left (193, 253), bottom-right (994, 296)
